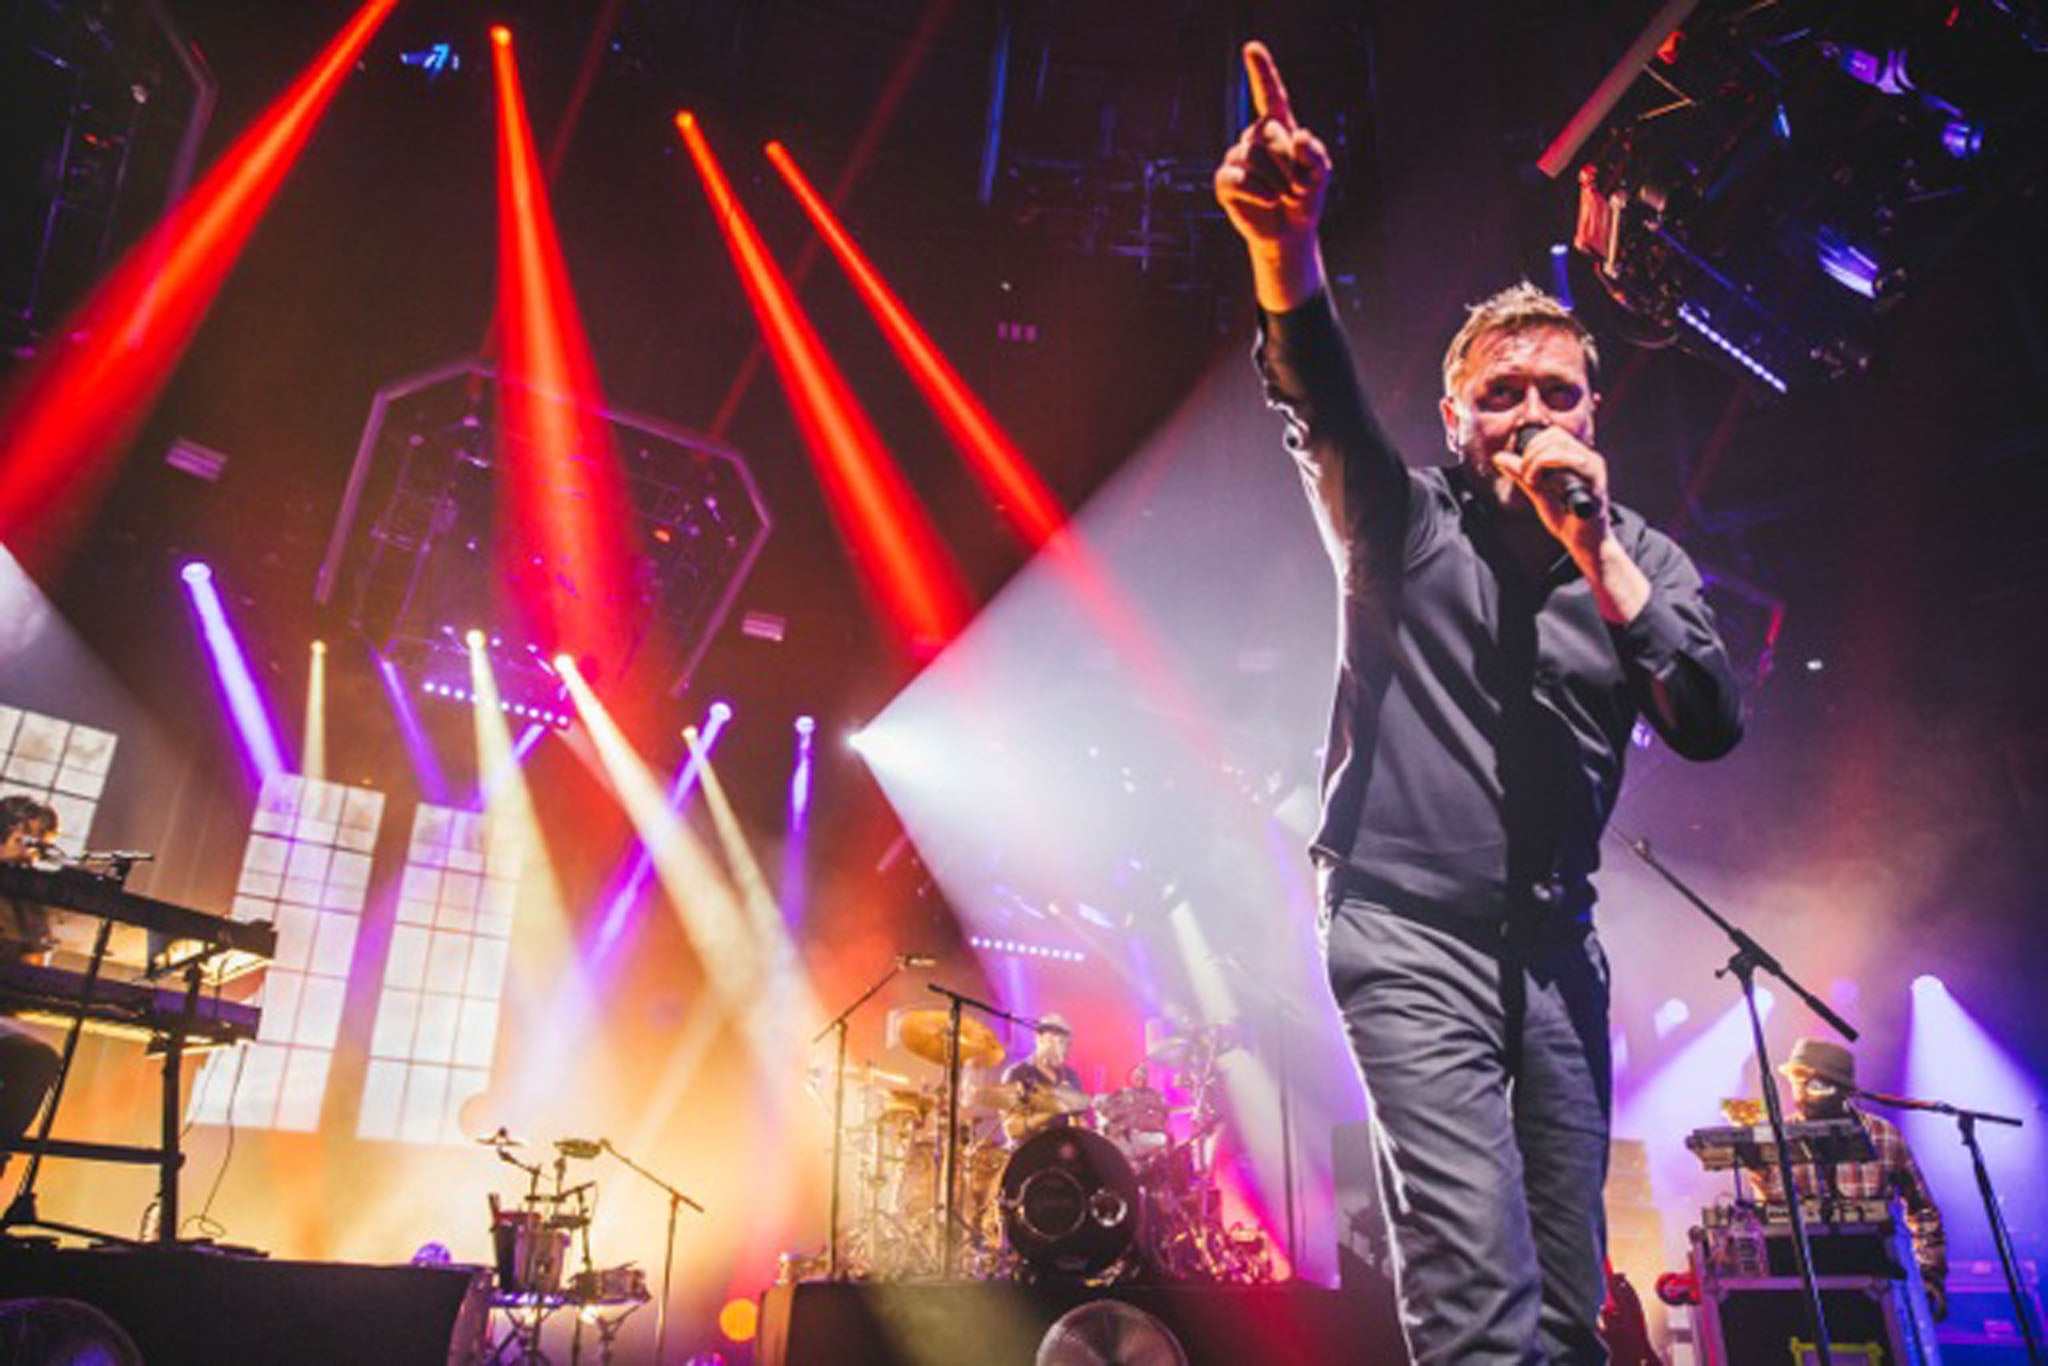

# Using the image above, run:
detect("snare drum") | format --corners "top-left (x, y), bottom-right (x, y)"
top-left (569, 1264), bottom-right (650, 1305)
top-left (1096, 1086), bottom-right (1172, 1161)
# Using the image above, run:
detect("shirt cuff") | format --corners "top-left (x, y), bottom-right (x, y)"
top-left (1256, 288), bottom-right (1344, 400)
top-left (1607, 582), bottom-right (1695, 674)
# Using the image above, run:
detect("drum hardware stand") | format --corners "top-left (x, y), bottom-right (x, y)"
top-left (1622, 832), bottom-right (1856, 1366)
top-left (595, 1136), bottom-right (701, 1366)
top-left (488, 1141), bottom-right (560, 1365)
top-left (1211, 951), bottom-right (1309, 1274)
top-left (924, 982), bottom-right (1045, 1278)
top-left (813, 956), bottom-right (914, 1278)
top-left (1856, 1089), bottom-right (2041, 1364)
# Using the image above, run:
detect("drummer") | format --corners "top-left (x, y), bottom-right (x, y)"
top-left (999, 1014), bottom-right (1086, 1143)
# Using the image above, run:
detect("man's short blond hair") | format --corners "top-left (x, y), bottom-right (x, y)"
top-left (1441, 282), bottom-right (1600, 399)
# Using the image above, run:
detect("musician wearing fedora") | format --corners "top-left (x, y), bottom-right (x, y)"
top-left (1752, 1036), bottom-right (1949, 1320)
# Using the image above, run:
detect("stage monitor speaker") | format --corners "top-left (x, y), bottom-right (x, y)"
top-left (1332, 1118), bottom-right (1404, 1353)
top-left (759, 1279), bottom-right (1400, 1366)
top-left (0, 1244), bottom-right (490, 1366)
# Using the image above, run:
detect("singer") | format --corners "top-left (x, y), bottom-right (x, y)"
top-left (1217, 42), bottom-right (1745, 1364)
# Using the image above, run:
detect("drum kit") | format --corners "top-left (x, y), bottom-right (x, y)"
top-left (818, 1011), bottom-right (1276, 1286)
top-left (482, 1130), bottom-right (654, 1366)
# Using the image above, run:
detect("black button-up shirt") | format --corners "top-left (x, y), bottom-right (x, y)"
top-left (1259, 293), bottom-right (1743, 927)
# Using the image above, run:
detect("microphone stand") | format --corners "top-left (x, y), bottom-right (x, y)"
top-left (811, 958), bottom-right (911, 1278)
top-left (925, 982), bottom-right (1041, 1277)
top-left (598, 1138), bottom-right (702, 1366)
top-left (1210, 951), bottom-right (1305, 1275)
top-left (1622, 834), bottom-right (1856, 1366)
top-left (1856, 1090), bottom-right (2042, 1365)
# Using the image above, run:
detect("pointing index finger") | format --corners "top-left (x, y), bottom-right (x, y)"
top-left (1244, 41), bottom-right (1295, 129)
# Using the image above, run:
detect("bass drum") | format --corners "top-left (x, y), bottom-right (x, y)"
top-left (999, 1127), bottom-right (1139, 1280)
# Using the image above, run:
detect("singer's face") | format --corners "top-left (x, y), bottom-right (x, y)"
top-left (1442, 325), bottom-right (1598, 512)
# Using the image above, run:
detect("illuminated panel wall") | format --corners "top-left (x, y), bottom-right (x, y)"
top-left (0, 706), bottom-right (116, 856)
top-left (189, 773), bottom-right (384, 1131)
top-left (356, 802), bottom-right (523, 1144)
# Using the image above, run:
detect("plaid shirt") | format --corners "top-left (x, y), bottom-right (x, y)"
top-left (1748, 1107), bottom-right (1946, 1288)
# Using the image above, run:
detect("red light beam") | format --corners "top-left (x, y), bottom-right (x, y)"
top-left (674, 112), bottom-right (967, 656)
top-left (0, 0), bottom-right (400, 547)
top-left (490, 29), bottom-right (636, 676)
top-left (765, 139), bottom-right (1067, 548)
top-left (764, 139), bottom-right (1218, 722)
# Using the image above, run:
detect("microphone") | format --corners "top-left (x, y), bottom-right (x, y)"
top-left (896, 953), bottom-right (937, 969)
top-left (1510, 424), bottom-right (1600, 520)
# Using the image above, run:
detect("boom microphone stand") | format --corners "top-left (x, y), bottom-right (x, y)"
top-left (1622, 833), bottom-right (1856, 1366)
top-left (812, 955), bottom-right (920, 1277)
top-left (924, 982), bottom-right (1043, 1277)
top-left (1856, 1089), bottom-right (2042, 1365)
top-left (598, 1138), bottom-right (702, 1366)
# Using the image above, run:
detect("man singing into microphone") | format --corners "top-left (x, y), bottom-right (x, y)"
top-left (1216, 43), bottom-right (1744, 1364)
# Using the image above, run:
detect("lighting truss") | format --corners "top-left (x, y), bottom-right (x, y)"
top-left (1552, 0), bottom-right (2047, 394)
top-left (315, 357), bottom-right (771, 701)
top-left (1, 0), bottom-right (217, 349)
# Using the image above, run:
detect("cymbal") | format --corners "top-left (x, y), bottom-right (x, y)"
top-left (476, 1126), bottom-right (526, 1149)
top-left (978, 1081), bottom-right (1089, 1117)
top-left (896, 1010), bottom-right (1004, 1069)
top-left (1146, 1024), bottom-right (1239, 1069)
top-left (879, 1087), bottom-right (932, 1116)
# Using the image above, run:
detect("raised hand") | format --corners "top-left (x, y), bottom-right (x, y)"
top-left (1212, 42), bottom-right (1327, 282)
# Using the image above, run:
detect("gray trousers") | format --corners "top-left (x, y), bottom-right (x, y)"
top-left (1323, 890), bottom-right (1613, 1366)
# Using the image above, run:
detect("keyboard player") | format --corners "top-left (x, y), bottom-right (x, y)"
top-left (1752, 1036), bottom-right (1949, 1320)
top-left (0, 795), bottom-right (63, 1175)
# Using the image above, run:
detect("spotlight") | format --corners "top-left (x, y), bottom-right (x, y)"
top-left (717, 1296), bottom-right (759, 1344)
top-left (181, 562), bottom-right (212, 584)
top-left (846, 728), bottom-right (868, 754)
top-left (464, 627), bottom-right (487, 649)
top-left (489, 25), bottom-right (511, 46)
top-left (708, 700), bottom-right (733, 724)
top-left (311, 639), bottom-right (327, 655)
top-left (1941, 119), bottom-right (1984, 160)
top-left (794, 715), bottom-right (817, 736)
top-left (1912, 974), bottom-right (1947, 998)
top-left (552, 653), bottom-right (576, 673)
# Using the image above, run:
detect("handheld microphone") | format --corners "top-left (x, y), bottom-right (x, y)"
top-left (1510, 424), bottom-right (1600, 520)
